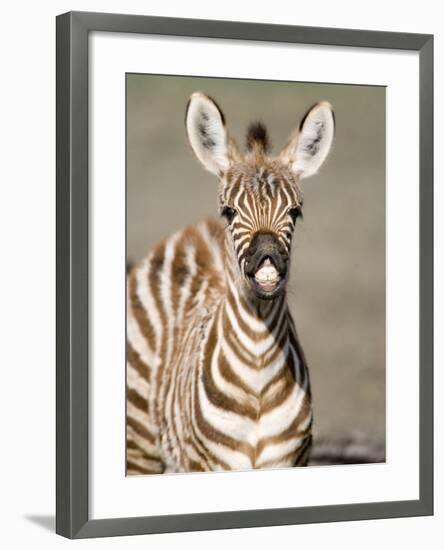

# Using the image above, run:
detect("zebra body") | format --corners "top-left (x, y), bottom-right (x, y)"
top-left (127, 93), bottom-right (335, 474)
top-left (127, 218), bottom-right (312, 473)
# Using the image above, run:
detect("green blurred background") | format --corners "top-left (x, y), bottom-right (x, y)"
top-left (126, 74), bottom-right (386, 461)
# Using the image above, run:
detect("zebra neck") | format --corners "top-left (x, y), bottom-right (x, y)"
top-left (219, 266), bottom-right (290, 364)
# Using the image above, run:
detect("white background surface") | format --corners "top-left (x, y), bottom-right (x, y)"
top-left (0, 1), bottom-right (441, 548)
top-left (90, 33), bottom-right (419, 519)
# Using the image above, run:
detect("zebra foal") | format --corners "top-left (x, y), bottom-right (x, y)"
top-left (127, 92), bottom-right (335, 474)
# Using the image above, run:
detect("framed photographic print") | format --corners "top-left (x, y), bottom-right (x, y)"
top-left (56, 11), bottom-right (434, 539)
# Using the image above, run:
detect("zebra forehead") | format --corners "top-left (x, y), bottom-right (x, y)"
top-left (222, 165), bottom-right (303, 206)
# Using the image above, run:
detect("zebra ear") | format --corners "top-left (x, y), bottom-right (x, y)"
top-left (186, 92), bottom-right (232, 176)
top-left (280, 102), bottom-right (335, 179)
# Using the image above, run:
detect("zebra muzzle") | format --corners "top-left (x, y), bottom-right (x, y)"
top-left (244, 232), bottom-right (288, 298)
top-left (254, 257), bottom-right (280, 291)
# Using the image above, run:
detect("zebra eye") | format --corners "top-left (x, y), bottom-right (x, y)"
top-left (221, 206), bottom-right (237, 223)
top-left (288, 206), bottom-right (302, 222)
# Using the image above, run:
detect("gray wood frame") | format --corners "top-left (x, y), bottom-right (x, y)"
top-left (56, 11), bottom-right (434, 539)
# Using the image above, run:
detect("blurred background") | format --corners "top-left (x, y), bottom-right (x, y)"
top-left (127, 74), bottom-right (386, 465)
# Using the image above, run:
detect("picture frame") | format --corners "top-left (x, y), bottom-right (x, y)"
top-left (56, 10), bottom-right (434, 539)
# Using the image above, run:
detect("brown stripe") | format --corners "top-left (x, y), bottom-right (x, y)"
top-left (188, 420), bottom-right (219, 470)
top-left (232, 229), bottom-right (250, 243)
top-left (256, 396), bottom-right (312, 456)
top-left (256, 450), bottom-right (298, 469)
top-left (189, 459), bottom-right (206, 472)
top-left (222, 306), bottom-right (258, 364)
top-left (188, 367), bottom-right (231, 471)
top-left (126, 459), bottom-right (161, 475)
top-left (127, 416), bottom-right (156, 445)
top-left (260, 354), bottom-right (297, 414)
top-left (128, 269), bottom-right (156, 351)
top-left (227, 291), bottom-right (264, 341)
top-left (182, 371), bottom-right (221, 471)
top-left (226, 291), bottom-right (286, 361)
top-left (127, 342), bottom-right (151, 382)
top-left (262, 315), bottom-right (289, 365)
top-left (127, 387), bottom-right (149, 413)
top-left (225, 174), bottom-right (243, 201)
top-left (218, 347), bottom-right (257, 398)
top-left (260, 366), bottom-right (287, 401)
top-left (193, 371), bottom-right (255, 462)
top-left (148, 242), bottom-right (171, 431)
top-left (202, 321), bottom-right (258, 420)
top-left (170, 233), bottom-right (189, 315)
top-left (127, 446), bottom-right (163, 464)
top-left (224, 321), bottom-right (255, 365)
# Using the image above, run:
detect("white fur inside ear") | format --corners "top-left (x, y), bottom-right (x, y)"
top-left (186, 92), bottom-right (230, 175)
top-left (284, 102), bottom-right (335, 179)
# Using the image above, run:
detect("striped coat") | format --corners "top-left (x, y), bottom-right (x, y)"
top-left (127, 92), bottom-right (334, 474)
top-left (127, 218), bottom-right (312, 474)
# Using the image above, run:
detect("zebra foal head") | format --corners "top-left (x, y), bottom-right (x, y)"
top-left (186, 92), bottom-right (335, 301)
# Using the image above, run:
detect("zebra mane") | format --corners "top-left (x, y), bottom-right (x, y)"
top-left (246, 121), bottom-right (270, 155)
